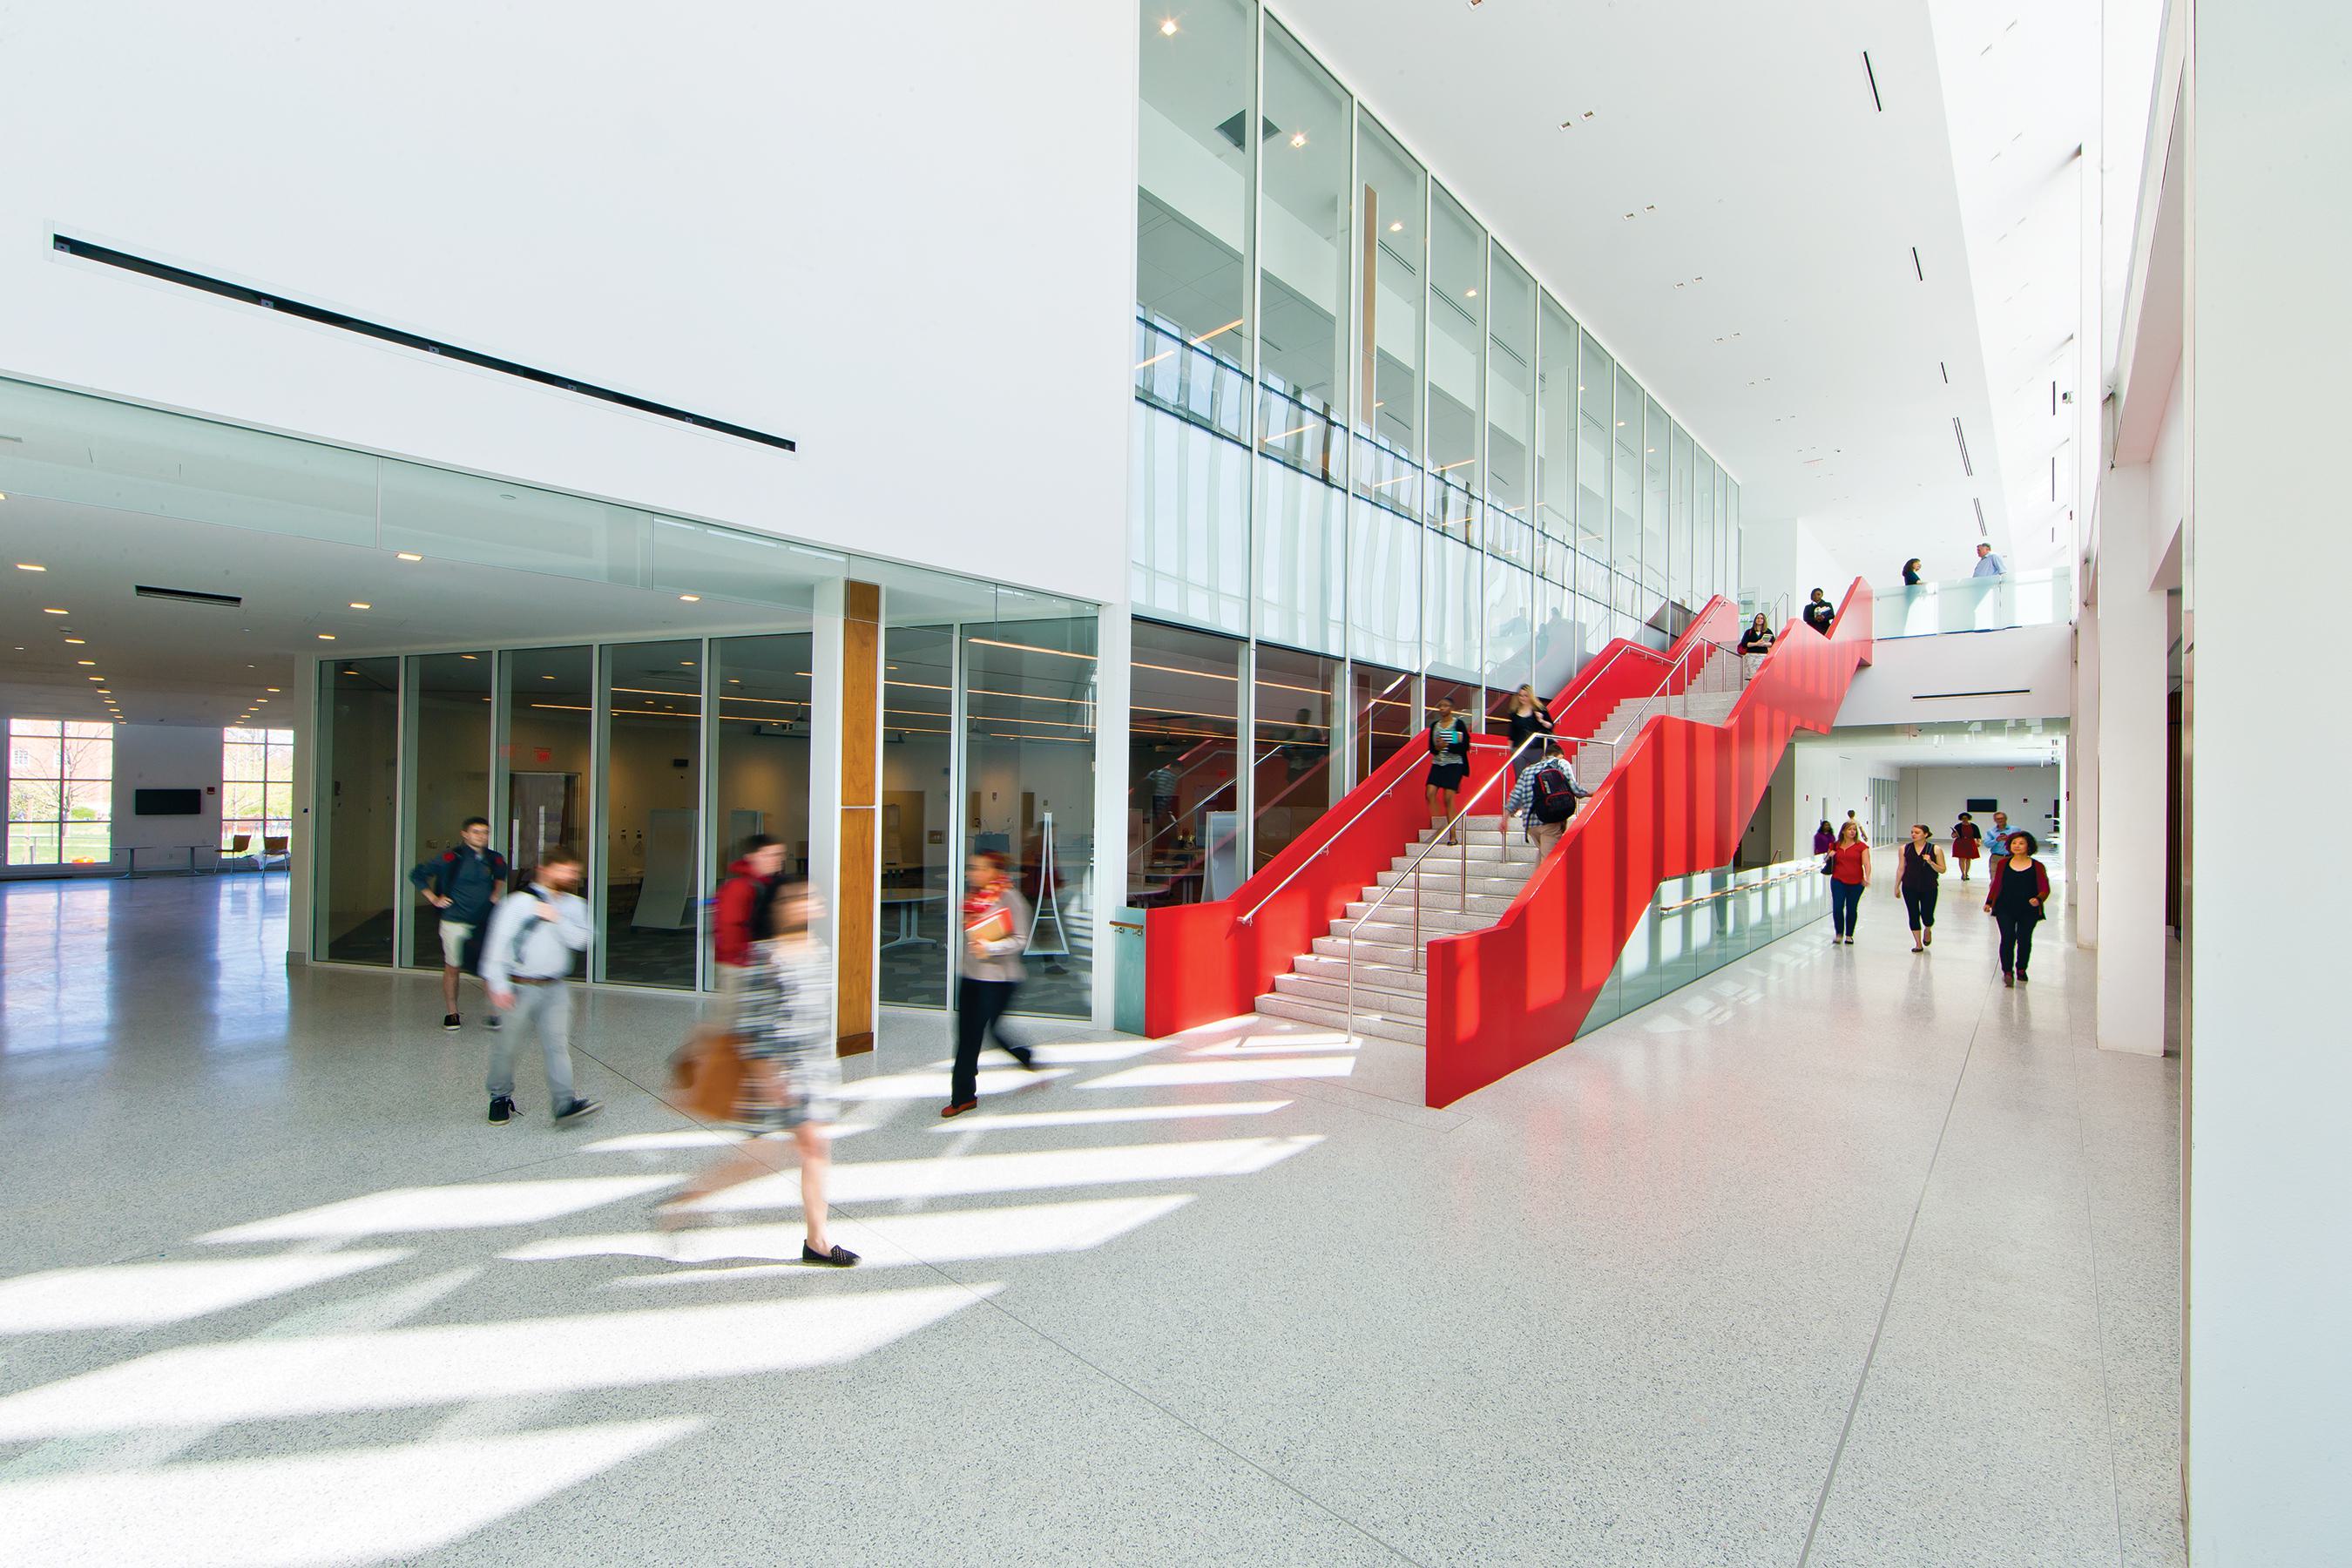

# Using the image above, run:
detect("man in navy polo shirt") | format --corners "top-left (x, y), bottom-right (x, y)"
top-left (409, 815), bottom-right (509, 1031)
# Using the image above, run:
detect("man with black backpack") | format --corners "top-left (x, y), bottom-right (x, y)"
top-left (1504, 738), bottom-right (1587, 857)
top-left (408, 814), bottom-right (509, 1032)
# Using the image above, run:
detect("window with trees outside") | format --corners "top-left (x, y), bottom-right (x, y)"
top-left (221, 727), bottom-right (295, 853)
top-left (7, 718), bottom-right (114, 866)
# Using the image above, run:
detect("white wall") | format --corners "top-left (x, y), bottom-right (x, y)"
top-left (1837, 624), bottom-right (2073, 726)
top-left (1897, 765), bottom-right (2060, 849)
top-left (0, 2), bottom-right (1137, 611)
top-left (2185, 3), bottom-right (2352, 1556)
top-left (1740, 516), bottom-right (1855, 620)
top-left (1785, 741), bottom-right (1901, 846)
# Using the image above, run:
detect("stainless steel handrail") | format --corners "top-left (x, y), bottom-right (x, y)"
top-left (1338, 627), bottom-right (1740, 1039)
top-left (1341, 727), bottom-right (1552, 1037)
top-left (1236, 730), bottom-right (1457, 924)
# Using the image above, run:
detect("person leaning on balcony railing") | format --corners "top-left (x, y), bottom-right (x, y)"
top-left (1801, 588), bottom-right (1835, 635)
top-left (1902, 558), bottom-right (1923, 586)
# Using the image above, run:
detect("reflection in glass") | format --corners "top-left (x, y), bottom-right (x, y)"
top-left (1641, 394), bottom-right (1671, 628)
top-left (1256, 457), bottom-right (1346, 655)
top-left (504, 646), bottom-right (592, 883)
top-left (1696, 451), bottom-right (1720, 606)
top-left (1482, 558), bottom-right (1534, 729)
top-left (1531, 578), bottom-right (1581, 697)
top-left (1425, 185), bottom-right (1484, 540)
top-left (1348, 661), bottom-right (1416, 785)
top-left (1670, 422), bottom-right (1695, 612)
top-left (1258, 20), bottom-right (1351, 484)
top-left (964, 617), bottom-right (1098, 1018)
top-left (1131, 402), bottom-right (1251, 637)
top-left (878, 627), bottom-right (953, 1008)
top-left (599, 641), bottom-right (702, 989)
top-left (1348, 495), bottom-right (1421, 670)
top-left (1484, 247), bottom-right (1537, 561)
top-left (1354, 113), bottom-right (1425, 516)
top-left (712, 632), bottom-right (814, 978)
top-left (1128, 621), bottom-right (1242, 909)
top-left (1577, 331), bottom-right (1613, 605)
top-left (1423, 531), bottom-right (1481, 682)
top-left (1536, 291), bottom-right (1578, 551)
top-left (406, 652), bottom-right (494, 971)
top-left (1249, 644), bottom-right (1337, 871)
top-left (318, 659), bottom-right (400, 964)
top-left (1612, 364), bottom-right (1645, 618)
top-left (1134, 0), bottom-right (1254, 439)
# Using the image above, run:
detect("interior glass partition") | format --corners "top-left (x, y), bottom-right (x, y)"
top-left (1641, 394), bottom-right (1670, 627)
top-left (598, 640), bottom-right (702, 988)
top-left (1670, 422), bottom-right (1695, 613)
top-left (1352, 113), bottom-right (1425, 517)
top-left (1535, 292), bottom-right (1578, 563)
top-left (404, 652), bottom-right (494, 971)
top-left (1128, 620), bottom-right (1244, 909)
top-left (1258, 18), bottom-right (1351, 484)
top-left (1425, 185), bottom-right (1484, 541)
top-left (1484, 247), bottom-right (1537, 561)
top-left (963, 616), bottom-right (1098, 1018)
top-left (1612, 364), bottom-right (1645, 618)
top-left (878, 625), bottom-right (955, 1008)
top-left (1696, 452), bottom-right (1720, 605)
top-left (316, 659), bottom-right (400, 964)
top-left (1348, 660), bottom-right (1416, 785)
top-left (1249, 643), bottom-right (1337, 871)
top-left (504, 645), bottom-right (592, 880)
top-left (1134, 0), bottom-right (1254, 442)
top-left (1576, 331), bottom-right (1613, 605)
top-left (711, 630), bottom-right (814, 885)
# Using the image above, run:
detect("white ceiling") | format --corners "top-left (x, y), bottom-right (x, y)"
top-left (0, 495), bottom-right (794, 727)
top-left (1273, 0), bottom-right (2114, 580)
top-left (1792, 718), bottom-right (2067, 769)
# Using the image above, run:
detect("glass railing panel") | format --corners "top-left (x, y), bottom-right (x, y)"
top-left (1872, 567), bottom-right (2072, 638)
top-left (1581, 855), bottom-right (1828, 1037)
top-left (1134, 314), bottom-right (1251, 447)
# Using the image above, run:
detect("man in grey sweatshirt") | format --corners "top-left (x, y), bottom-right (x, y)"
top-left (479, 846), bottom-right (601, 1127)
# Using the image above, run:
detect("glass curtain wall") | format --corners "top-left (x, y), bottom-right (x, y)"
top-left (598, 641), bottom-right (703, 988)
top-left (1484, 248), bottom-right (1537, 564)
top-left (710, 632), bottom-right (814, 994)
top-left (220, 727), bottom-right (296, 854)
top-left (404, 652), bottom-right (494, 971)
top-left (1352, 114), bottom-right (1425, 518)
top-left (963, 617), bottom-right (1098, 1018)
top-left (1576, 331), bottom-right (1613, 606)
top-left (878, 626), bottom-right (955, 1008)
top-left (1535, 292), bottom-right (1578, 593)
top-left (6, 718), bottom-right (112, 867)
top-left (1258, 20), bottom-right (1350, 485)
top-left (1128, 620), bottom-right (1244, 908)
top-left (1670, 423), bottom-right (1695, 614)
top-left (1348, 660), bottom-right (1416, 785)
top-left (504, 646), bottom-right (592, 882)
top-left (1612, 363), bottom-right (1644, 619)
top-left (1250, 644), bottom-right (1337, 870)
top-left (1641, 393), bottom-right (1670, 630)
top-left (1425, 186), bottom-right (1484, 542)
top-left (317, 659), bottom-right (399, 964)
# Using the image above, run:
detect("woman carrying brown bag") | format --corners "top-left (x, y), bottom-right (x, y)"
top-left (658, 882), bottom-right (858, 1266)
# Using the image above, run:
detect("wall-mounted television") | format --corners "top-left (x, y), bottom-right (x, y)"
top-left (133, 788), bottom-right (203, 816)
top-left (1964, 797), bottom-right (1999, 814)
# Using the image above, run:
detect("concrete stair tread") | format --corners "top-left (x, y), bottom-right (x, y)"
top-left (1254, 992), bottom-right (1426, 1044)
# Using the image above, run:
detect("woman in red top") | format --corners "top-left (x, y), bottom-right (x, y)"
top-left (1984, 830), bottom-right (2052, 986)
top-left (1951, 813), bottom-right (1983, 880)
top-left (1828, 821), bottom-right (1871, 945)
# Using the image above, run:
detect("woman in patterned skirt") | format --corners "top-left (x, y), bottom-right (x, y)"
top-left (658, 882), bottom-right (858, 1266)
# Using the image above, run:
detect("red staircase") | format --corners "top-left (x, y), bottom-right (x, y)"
top-left (1144, 580), bottom-right (1875, 1107)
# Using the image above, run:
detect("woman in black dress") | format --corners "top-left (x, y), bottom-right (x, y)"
top-left (1984, 830), bottom-right (2051, 986)
top-left (1504, 684), bottom-right (1553, 781)
top-left (1897, 824), bottom-right (1946, 952)
top-left (1426, 698), bottom-right (1470, 846)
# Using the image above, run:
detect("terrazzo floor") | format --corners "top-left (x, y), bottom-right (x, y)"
top-left (0, 874), bottom-right (2183, 1566)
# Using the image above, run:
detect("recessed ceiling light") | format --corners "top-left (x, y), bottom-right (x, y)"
top-left (317, 633), bottom-right (336, 640)
top-left (1388, 220), bottom-right (1402, 232)
top-left (43, 607), bottom-right (67, 614)
top-left (87, 675), bottom-right (103, 680)
top-left (348, 601), bottom-right (372, 610)
top-left (1159, 17), bottom-right (1177, 35)
top-left (1289, 132), bottom-right (1308, 148)
top-left (679, 594), bottom-right (701, 603)
top-left (396, 552), bottom-right (423, 562)
top-left (1464, 288), bottom-right (1477, 298)
top-left (15, 563), bottom-right (44, 571)
top-left (679, 661), bottom-right (695, 667)
top-left (257, 698), bottom-right (268, 703)
top-left (542, 674), bottom-right (555, 679)
top-left (76, 659), bottom-right (94, 666)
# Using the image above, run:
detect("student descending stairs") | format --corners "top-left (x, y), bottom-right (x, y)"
top-left (1254, 647), bottom-right (1747, 1044)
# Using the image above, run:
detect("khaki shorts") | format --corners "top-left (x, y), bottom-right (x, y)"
top-left (437, 919), bottom-right (474, 968)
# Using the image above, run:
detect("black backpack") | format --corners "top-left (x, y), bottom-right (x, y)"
top-left (1531, 766), bottom-right (1578, 824)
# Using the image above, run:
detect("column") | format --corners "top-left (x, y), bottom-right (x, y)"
top-left (2186, 1), bottom-right (2352, 1556)
top-left (2092, 463), bottom-right (2164, 1052)
top-left (1090, 605), bottom-right (1132, 1028)
top-left (809, 579), bottom-right (883, 1055)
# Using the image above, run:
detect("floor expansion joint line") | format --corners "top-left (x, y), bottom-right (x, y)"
top-left (967, 1291), bottom-right (1430, 1567)
top-left (1794, 972), bottom-right (1997, 1568)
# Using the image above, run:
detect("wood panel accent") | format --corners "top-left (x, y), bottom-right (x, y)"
top-left (835, 579), bottom-right (881, 1055)
top-left (835, 805), bottom-right (875, 1054)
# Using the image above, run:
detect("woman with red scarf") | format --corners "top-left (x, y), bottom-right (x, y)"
top-left (943, 850), bottom-right (1040, 1117)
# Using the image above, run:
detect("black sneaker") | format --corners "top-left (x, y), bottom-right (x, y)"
top-left (488, 1095), bottom-right (515, 1126)
top-left (443, 1013), bottom-right (463, 1032)
top-left (553, 1098), bottom-right (604, 1125)
top-left (483, 1013), bottom-right (502, 1031)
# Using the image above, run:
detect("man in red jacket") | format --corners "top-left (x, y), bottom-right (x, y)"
top-left (713, 834), bottom-right (787, 1025)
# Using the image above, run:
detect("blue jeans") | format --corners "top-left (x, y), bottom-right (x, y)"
top-left (1829, 880), bottom-right (1864, 937)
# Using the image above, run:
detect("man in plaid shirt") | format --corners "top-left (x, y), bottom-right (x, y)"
top-left (1504, 740), bottom-right (1586, 856)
